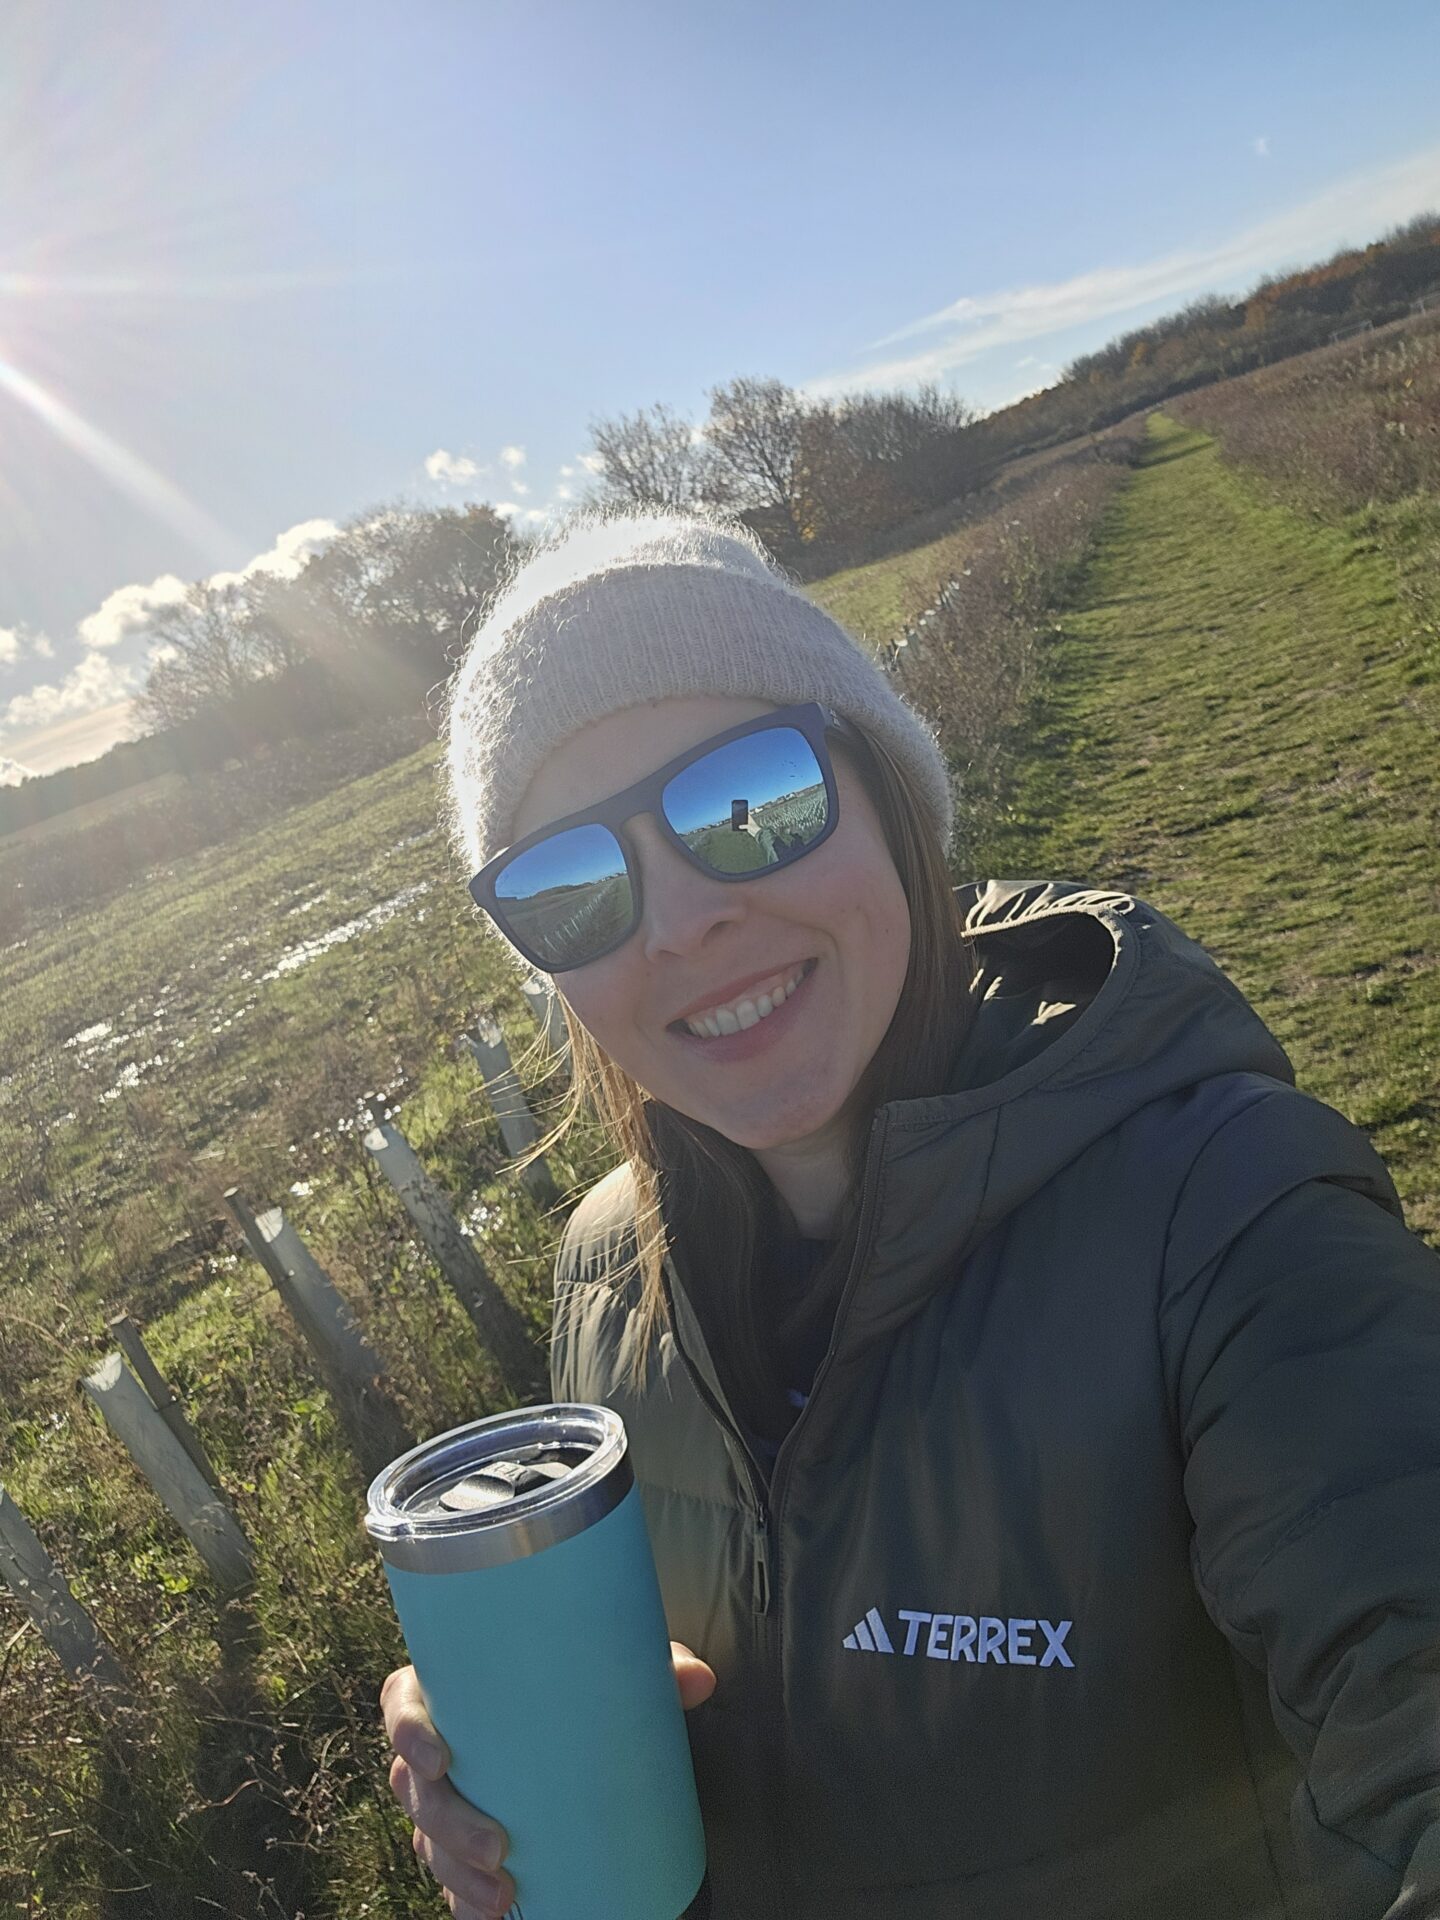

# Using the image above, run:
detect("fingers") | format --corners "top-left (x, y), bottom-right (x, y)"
top-left (380, 1665), bottom-right (450, 1779)
top-left (670, 1640), bottom-right (718, 1711)
top-left (390, 1753), bottom-right (509, 1870)
top-left (413, 1825), bottom-right (514, 1917)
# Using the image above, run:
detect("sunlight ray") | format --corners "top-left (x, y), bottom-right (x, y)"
top-left (0, 354), bottom-right (236, 562)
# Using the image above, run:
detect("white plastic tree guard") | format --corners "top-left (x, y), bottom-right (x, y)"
top-left (0, 1484), bottom-right (128, 1693)
top-left (361, 1118), bottom-right (545, 1401)
top-left (521, 976), bottom-right (570, 1070)
top-left (81, 1354), bottom-right (255, 1597)
top-left (107, 1313), bottom-right (223, 1496)
top-left (463, 1015), bottom-right (559, 1206)
top-left (223, 1188), bottom-right (413, 1481)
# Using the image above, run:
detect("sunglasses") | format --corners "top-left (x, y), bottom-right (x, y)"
top-left (469, 702), bottom-right (853, 972)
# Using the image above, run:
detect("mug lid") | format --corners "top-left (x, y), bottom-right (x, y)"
top-left (366, 1403), bottom-right (630, 1573)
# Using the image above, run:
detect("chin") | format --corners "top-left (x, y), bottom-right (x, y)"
top-left (703, 1097), bottom-right (848, 1153)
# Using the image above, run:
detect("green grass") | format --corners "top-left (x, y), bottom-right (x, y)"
top-left (806, 519), bottom-right (985, 644)
top-left (981, 413), bottom-right (1438, 1242)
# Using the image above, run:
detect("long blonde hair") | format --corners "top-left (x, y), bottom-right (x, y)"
top-left (523, 716), bottom-right (978, 1428)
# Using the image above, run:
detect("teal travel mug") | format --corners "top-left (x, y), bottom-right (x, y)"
top-left (366, 1404), bottom-right (707, 1920)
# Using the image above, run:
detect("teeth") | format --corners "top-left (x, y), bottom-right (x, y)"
top-left (682, 964), bottom-right (808, 1040)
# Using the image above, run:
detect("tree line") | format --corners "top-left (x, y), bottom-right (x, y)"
top-left (0, 504), bottom-right (515, 837)
top-left (586, 376), bottom-right (989, 566)
top-left (6, 210), bottom-right (1437, 842)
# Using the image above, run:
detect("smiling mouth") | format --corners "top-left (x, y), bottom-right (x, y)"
top-left (667, 957), bottom-right (818, 1041)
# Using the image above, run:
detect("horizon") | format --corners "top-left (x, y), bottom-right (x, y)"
top-left (4, 0), bottom-right (1440, 780)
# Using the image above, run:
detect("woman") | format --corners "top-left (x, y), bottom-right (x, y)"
top-left (381, 510), bottom-right (1440, 1920)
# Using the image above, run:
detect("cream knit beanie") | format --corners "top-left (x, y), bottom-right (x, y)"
top-left (441, 508), bottom-right (953, 888)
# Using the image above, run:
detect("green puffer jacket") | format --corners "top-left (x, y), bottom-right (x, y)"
top-left (549, 881), bottom-right (1440, 1920)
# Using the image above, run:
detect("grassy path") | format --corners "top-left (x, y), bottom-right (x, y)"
top-left (984, 413), bottom-right (1439, 1241)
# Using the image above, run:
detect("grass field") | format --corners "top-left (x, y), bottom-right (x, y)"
top-left (0, 771), bottom-right (188, 849)
top-left (983, 412), bottom-right (1438, 1241)
top-left (1, 404), bottom-right (1436, 1913)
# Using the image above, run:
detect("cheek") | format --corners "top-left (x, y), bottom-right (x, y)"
top-left (846, 868), bottom-right (913, 1011)
top-left (552, 961), bottom-right (653, 1080)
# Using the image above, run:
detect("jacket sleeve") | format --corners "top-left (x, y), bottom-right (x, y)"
top-left (1161, 1101), bottom-right (1440, 1920)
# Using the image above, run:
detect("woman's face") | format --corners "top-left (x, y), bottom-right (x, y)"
top-left (508, 694), bottom-right (912, 1154)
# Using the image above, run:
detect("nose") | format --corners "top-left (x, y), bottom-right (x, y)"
top-left (625, 813), bottom-right (747, 962)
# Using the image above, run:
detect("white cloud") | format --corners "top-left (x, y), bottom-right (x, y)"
top-left (78, 575), bottom-right (189, 650)
top-left (804, 141), bottom-right (1440, 399)
top-left (558, 464), bottom-right (575, 479)
top-left (425, 447), bottom-right (481, 484)
top-left (0, 624), bottom-right (55, 668)
top-left (4, 650), bottom-right (136, 731)
top-left (0, 754), bottom-right (33, 786)
top-left (494, 500), bottom-right (551, 527)
top-left (1255, 135), bottom-right (1271, 159)
top-left (499, 444), bottom-right (526, 471)
top-left (556, 484), bottom-right (574, 501)
top-left (147, 642), bottom-right (181, 669)
top-left (511, 480), bottom-right (530, 495)
top-left (209, 517), bottom-right (339, 590)
top-left (576, 452), bottom-right (605, 475)
top-left (74, 520), bottom-right (339, 658)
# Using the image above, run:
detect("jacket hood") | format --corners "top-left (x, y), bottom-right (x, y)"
top-left (950, 877), bottom-right (1294, 1191)
top-left (836, 879), bottom-right (1295, 1344)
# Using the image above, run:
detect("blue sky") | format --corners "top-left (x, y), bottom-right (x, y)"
top-left (3, 0), bottom-right (1439, 777)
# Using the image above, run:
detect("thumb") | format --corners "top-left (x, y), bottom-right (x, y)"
top-left (670, 1640), bottom-right (718, 1711)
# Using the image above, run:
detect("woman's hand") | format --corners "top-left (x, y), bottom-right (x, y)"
top-left (382, 1644), bottom-right (718, 1919)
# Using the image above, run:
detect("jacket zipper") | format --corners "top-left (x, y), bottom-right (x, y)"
top-left (766, 1110), bottom-right (891, 1597)
top-left (659, 1112), bottom-right (891, 1920)
top-left (658, 1106), bottom-right (893, 1616)
top-left (658, 1254), bottom-right (775, 1612)
top-left (752, 1509), bottom-right (772, 1613)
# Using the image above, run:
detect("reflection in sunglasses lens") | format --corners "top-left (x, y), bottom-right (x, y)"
top-left (663, 728), bottom-right (828, 875)
top-left (496, 822), bottom-right (634, 968)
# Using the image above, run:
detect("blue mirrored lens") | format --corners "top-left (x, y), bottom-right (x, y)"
top-left (495, 822), bottom-right (633, 968)
top-left (663, 727), bottom-right (829, 874)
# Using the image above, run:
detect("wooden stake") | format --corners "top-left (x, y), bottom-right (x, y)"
top-left (0, 1485), bottom-right (128, 1692)
top-left (107, 1313), bottom-right (223, 1496)
top-left (81, 1354), bottom-right (255, 1596)
top-left (362, 1118), bottom-right (545, 1401)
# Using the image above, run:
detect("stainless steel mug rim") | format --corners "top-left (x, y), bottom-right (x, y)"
top-left (365, 1402), bottom-right (632, 1574)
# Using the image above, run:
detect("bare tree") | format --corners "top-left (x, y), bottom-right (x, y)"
top-left (132, 580), bottom-right (267, 731)
top-left (703, 377), bottom-right (809, 547)
top-left (135, 505), bottom-right (515, 745)
top-left (829, 383), bottom-right (976, 465)
top-left (586, 402), bottom-right (716, 509)
top-left (248, 503), bottom-right (511, 684)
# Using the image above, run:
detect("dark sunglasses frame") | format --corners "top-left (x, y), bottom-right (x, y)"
top-left (468, 701), bottom-right (855, 972)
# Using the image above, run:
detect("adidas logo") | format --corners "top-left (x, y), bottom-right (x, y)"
top-left (843, 1607), bottom-right (1074, 1666)
top-left (843, 1607), bottom-right (896, 1653)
